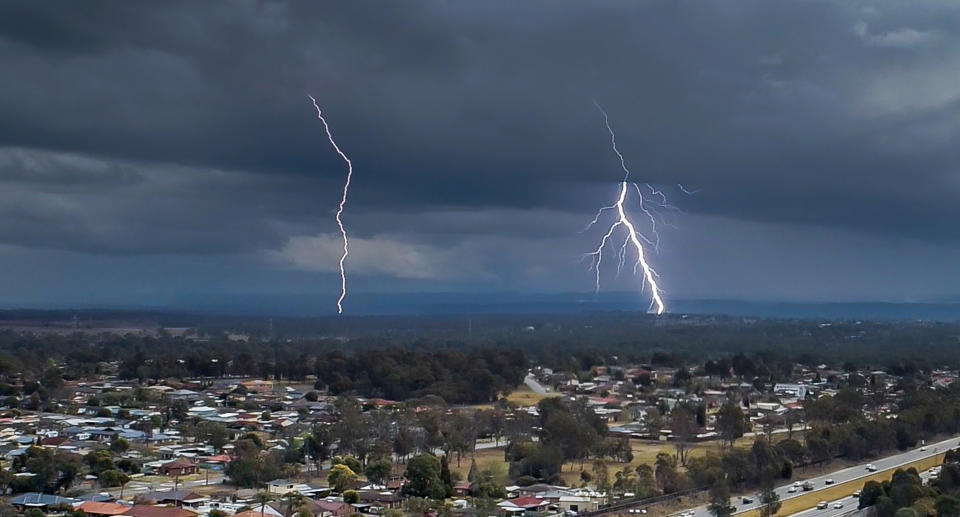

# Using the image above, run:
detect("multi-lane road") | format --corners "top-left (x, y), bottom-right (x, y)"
top-left (670, 435), bottom-right (960, 517)
top-left (787, 465), bottom-right (940, 517)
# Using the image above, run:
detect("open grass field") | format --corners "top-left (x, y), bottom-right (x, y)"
top-left (505, 385), bottom-right (562, 406)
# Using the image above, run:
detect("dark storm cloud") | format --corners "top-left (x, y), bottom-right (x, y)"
top-left (0, 0), bottom-right (959, 301)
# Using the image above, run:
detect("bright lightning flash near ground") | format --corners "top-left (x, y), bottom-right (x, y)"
top-left (308, 95), bottom-right (353, 315)
top-left (585, 103), bottom-right (666, 315)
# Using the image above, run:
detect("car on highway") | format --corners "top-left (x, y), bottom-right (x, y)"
top-left (742, 497), bottom-right (754, 504)
top-left (803, 481), bottom-right (815, 491)
top-left (866, 464), bottom-right (878, 472)
top-left (825, 478), bottom-right (835, 485)
top-left (853, 490), bottom-right (861, 497)
top-left (788, 486), bottom-right (798, 493)
top-left (817, 502), bottom-right (828, 509)
top-left (833, 502), bottom-right (844, 509)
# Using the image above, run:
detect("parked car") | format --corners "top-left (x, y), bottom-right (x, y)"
top-left (817, 502), bottom-right (828, 509)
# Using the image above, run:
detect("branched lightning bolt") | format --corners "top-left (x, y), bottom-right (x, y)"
top-left (586, 102), bottom-right (666, 315)
top-left (308, 94), bottom-right (353, 315)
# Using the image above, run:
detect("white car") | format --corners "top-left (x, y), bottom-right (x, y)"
top-left (825, 479), bottom-right (835, 485)
top-left (833, 503), bottom-right (844, 509)
top-left (817, 502), bottom-right (828, 510)
top-left (788, 486), bottom-right (798, 493)
top-left (792, 481), bottom-right (802, 488)
top-left (866, 464), bottom-right (878, 472)
top-left (853, 490), bottom-right (861, 497)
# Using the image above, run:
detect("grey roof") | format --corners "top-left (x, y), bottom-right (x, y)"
top-left (10, 492), bottom-right (80, 507)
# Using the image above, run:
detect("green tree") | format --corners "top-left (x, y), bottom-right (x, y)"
top-left (365, 459), bottom-right (392, 485)
top-left (592, 459), bottom-right (611, 495)
top-left (635, 464), bottom-right (658, 498)
top-left (470, 467), bottom-right (506, 499)
top-left (403, 454), bottom-right (446, 499)
top-left (333, 455), bottom-right (363, 473)
top-left (98, 469), bottom-right (130, 489)
top-left (343, 490), bottom-right (359, 504)
top-left (328, 463), bottom-right (358, 493)
top-left (860, 481), bottom-right (884, 509)
top-left (758, 476), bottom-right (781, 517)
top-left (84, 448), bottom-right (115, 474)
top-left (708, 479), bottom-right (734, 517)
top-left (439, 455), bottom-right (454, 498)
top-left (196, 422), bottom-right (231, 450)
top-left (716, 401), bottom-right (747, 449)
top-left (935, 495), bottom-right (960, 517)
top-left (109, 437), bottom-right (130, 454)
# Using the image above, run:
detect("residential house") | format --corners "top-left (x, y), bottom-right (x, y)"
top-left (9, 492), bottom-right (80, 511)
top-left (75, 502), bottom-right (131, 517)
top-left (267, 478), bottom-right (298, 495)
top-left (122, 505), bottom-right (198, 517)
top-left (311, 500), bottom-right (354, 517)
top-left (159, 458), bottom-right (198, 477)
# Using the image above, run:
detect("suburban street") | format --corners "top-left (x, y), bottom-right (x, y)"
top-left (671, 435), bottom-right (960, 517)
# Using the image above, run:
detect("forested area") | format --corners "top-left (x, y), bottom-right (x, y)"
top-left (0, 310), bottom-right (960, 405)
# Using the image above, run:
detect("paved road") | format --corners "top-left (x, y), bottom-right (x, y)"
top-left (786, 466), bottom-right (939, 517)
top-left (524, 373), bottom-right (550, 395)
top-left (119, 473), bottom-right (226, 495)
top-left (671, 435), bottom-right (960, 517)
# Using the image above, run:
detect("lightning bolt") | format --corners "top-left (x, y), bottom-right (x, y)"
top-left (677, 183), bottom-right (701, 195)
top-left (308, 94), bottom-right (353, 315)
top-left (586, 102), bottom-right (666, 315)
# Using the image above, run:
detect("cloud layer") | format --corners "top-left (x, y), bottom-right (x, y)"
top-left (0, 1), bottom-right (959, 308)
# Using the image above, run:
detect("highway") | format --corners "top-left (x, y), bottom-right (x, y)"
top-left (786, 466), bottom-right (940, 517)
top-left (670, 435), bottom-right (960, 517)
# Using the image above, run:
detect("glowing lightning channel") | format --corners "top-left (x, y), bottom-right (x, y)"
top-left (308, 94), bottom-right (353, 315)
top-left (586, 102), bottom-right (666, 315)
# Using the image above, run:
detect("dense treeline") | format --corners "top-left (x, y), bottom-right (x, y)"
top-left (1, 311), bottom-right (960, 405)
top-left (315, 349), bottom-right (527, 403)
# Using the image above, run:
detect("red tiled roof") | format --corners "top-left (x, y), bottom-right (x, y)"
top-left (76, 502), bottom-right (129, 516)
top-left (509, 497), bottom-right (548, 508)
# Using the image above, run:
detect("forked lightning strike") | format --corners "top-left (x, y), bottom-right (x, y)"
top-left (308, 94), bottom-right (353, 315)
top-left (586, 102), bottom-right (666, 314)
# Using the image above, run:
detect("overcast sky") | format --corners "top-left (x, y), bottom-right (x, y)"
top-left (1, 1), bottom-right (960, 312)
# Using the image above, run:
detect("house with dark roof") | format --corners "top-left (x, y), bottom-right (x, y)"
top-left (159, 457), bottom-right (198, 477)
top-left (9, 492), bottom-right (80, 510)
